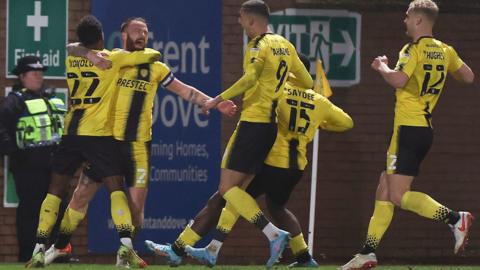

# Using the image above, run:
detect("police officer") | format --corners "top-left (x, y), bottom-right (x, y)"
top-left (0, 56), bottom-right (66, 262)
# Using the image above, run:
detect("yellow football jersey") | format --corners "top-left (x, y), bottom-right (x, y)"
top-left (64, 48), bottom-right (160, 136)
top-left (112, 61), bottom-right (173, 142)
top-left (264, 82), bottom-right (353, 170)
top-left (221, 33), bottom-right (312, 123)
top-left (394, 37), bottom-right (464, 127)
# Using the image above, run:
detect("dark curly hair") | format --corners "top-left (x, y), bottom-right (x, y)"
top-left (76, 15), bottom-right (103, 46)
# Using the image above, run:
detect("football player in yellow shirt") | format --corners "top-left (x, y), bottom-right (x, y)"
top-left (145, 54), bottom-right (351, 267)
top-left (43, 17), bottom-right (236, 267)
top-left (26, 15), bottom-right (161, 268)
top-left (341, 1), bottom-right (474, 269)
top-left (192, 1), bottom-right (313, 267)
top-left (147, 2), bottom-right (312, 266)
top-left (182, 54), bottom-right (353, 268)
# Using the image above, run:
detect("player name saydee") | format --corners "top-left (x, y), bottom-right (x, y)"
top-left (286, 87), bottom-right (315, 101)
top-left (271, 47), bottom-right (290, 56)
top-left (116, 78), bottom-right (151, 90)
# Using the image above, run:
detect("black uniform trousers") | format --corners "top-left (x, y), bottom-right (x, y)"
top-left (10, 147), bottom-right (66, 262)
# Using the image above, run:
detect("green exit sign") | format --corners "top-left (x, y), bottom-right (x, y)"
top-left (270, 9), bottom-right (361, 87)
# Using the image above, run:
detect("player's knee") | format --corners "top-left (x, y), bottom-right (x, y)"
top-left (103, 176), bottom-right (124, 192)
top-left (266, 197), bottom-right (286, 215)
top-left (70, 187), bottom-right (91, 210)
top-left (388, 190), bottom-right (405, 207)
top-left (69, 193), bottom-right (90, 212)
top-left (129, 201), bottom-right (142, 215)
top-left (49, 175), bottom-right (70, 197)
top-left (207, 192), bottom-right (226, 210)
top-left (218, 183), bottom-right (231, 196)
top-left (71, 185), bottom-right (94, 205)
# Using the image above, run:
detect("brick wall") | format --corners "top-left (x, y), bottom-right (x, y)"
top-left (1, 0), bottom-right (480, 265)
top-left (219, 0), bottom-right (480, 265)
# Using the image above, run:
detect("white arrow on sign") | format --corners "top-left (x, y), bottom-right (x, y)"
top-left (27, 1), bottom-right (48, 42)
top-left (332, 30), bottom-right (355, 66)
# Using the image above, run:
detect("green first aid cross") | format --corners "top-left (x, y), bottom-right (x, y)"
top-left (6, 0), bottom-right (67, 79)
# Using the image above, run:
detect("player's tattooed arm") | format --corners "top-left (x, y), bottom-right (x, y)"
top-left (167, 79), bottom-right (209, 107)
top-left (187, 89), bottom-right (199, 104)
top-left (166, 79), bottom-right (237, 117)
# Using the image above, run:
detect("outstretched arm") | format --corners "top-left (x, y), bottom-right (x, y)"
top-left (222, 60), bottom-right (264, 99)
top-left (166, 79), bottom-right (237, 117)
top-left (66, 44), bottom-right (161, 70)
top-left (66, 42), bottom-right (112, 70)
top-left (203, 60), bottom-right (263, 111)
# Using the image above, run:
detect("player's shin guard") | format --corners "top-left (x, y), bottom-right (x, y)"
top-left (37, 194), bottom-right (62, 244)
top-left (55, 207), bottom-right (85, 249)
top-left (132, 226), bottom-right (140, 239)
top-left (289, 233), bottom-right (311, 263)
top-left (400, 191), bottom-right (459, 223)
top-left (111, 191), bottom-right (134, 242)
top-left (223, 186), bottom-right (269, 229)
top-left (173, 226), bottom-right (202, 256)
top-left (361, 200), bottom-right (394, 254)
top-left (217, 203), bottom-right (239, 235)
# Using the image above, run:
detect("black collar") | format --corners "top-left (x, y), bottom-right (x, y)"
top-left (414, 35), bottom-right (434, 44)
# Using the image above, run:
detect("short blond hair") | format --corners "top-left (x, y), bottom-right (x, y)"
top-left (409, 0), bottom-right (439, 22)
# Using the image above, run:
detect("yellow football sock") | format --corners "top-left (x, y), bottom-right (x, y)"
top-left (37, 194), bottom-right (62, 241)
top-left (175, 226), bottom-right (202, 248)
top-left (132, 226), bottom-right (140, 239)
top-left (59, 207), bottom-right (85, 235)
top-left (401, 191), bottom-right (450, 221)
top-left (110, 191), bottom-right (133, 237)
top-left (217, 203), bottom-right (240, 233)
top-left (289, 233), bottom-right (308, 256)
top-left (365, 200), bottom-right (394, 250)
top-left (223, 186), bottom-right (263, 224)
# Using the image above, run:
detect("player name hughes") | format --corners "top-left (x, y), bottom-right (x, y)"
top-left (424, 50), bottom-right (445, 60)
top-left (116, 78), bottom-right (152, 91)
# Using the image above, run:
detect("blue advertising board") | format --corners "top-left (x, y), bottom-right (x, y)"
top-left (88, 0), bottom-right (222, 253)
